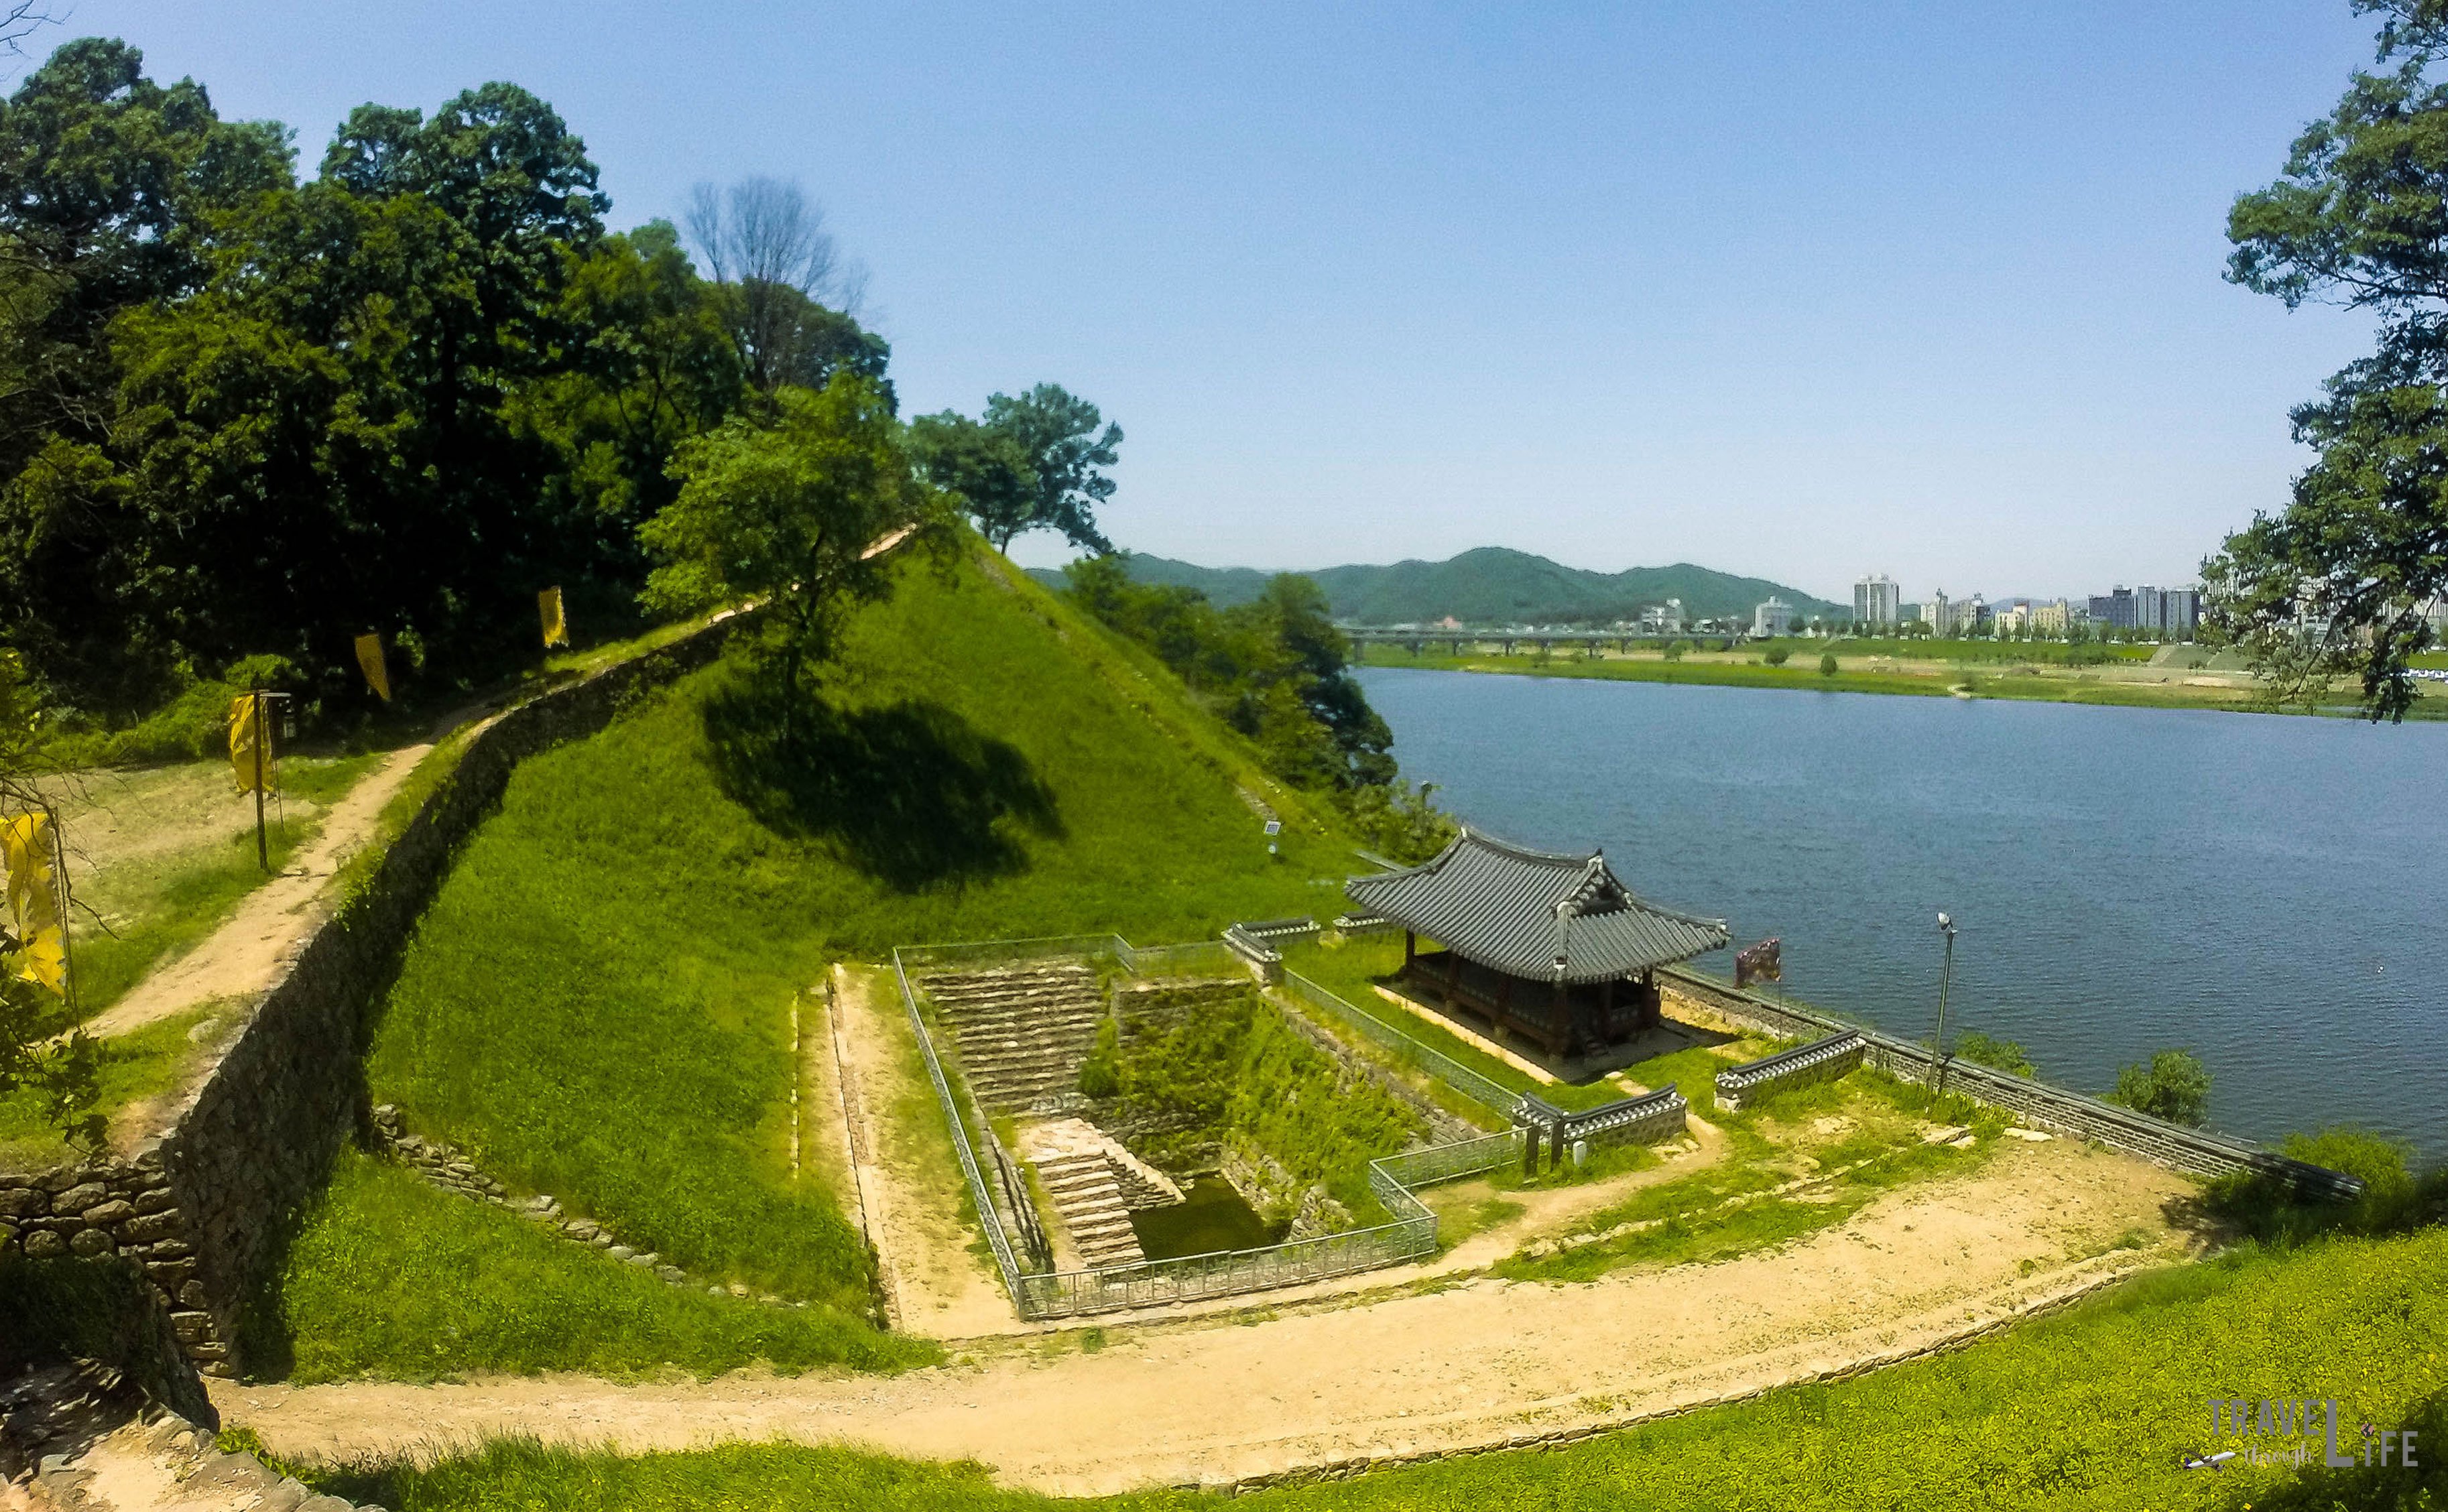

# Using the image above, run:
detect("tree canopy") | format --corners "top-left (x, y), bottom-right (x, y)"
top-left (916, 383), bottom-right (1121, 553)
top-left (0, 44), bottom-right (894, 727)
top-left (2216, 0), bottom-right (2448, 718)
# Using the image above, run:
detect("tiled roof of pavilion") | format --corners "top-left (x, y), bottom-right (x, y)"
top-left (1344, 828), bottom-right (1729, 985)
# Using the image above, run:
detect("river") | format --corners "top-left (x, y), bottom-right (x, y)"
top-left (1355, 667), bottom-right (2448, 1161)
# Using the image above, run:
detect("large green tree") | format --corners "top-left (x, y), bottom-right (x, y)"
top-left (0, 38), bottom-right (290, 708)
top-left (2216, 0), bottom-right (2448, 719)
top-left (641, 373), bottom-right (945, 711)
top-left (919, 383), bottom-right (1121, 552)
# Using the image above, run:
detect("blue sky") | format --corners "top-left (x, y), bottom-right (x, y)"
top-left (42, 1), bottom-right (2384, 602)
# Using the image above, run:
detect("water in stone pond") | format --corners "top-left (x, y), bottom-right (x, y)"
top-left (1130, 1176), bottom-right (1284, 1260)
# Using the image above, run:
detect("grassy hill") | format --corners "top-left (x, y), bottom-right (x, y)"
top-left (1026, 546), bottom-right (1843, 625)
top-left (260, 542), bottom-right (1369, 1380)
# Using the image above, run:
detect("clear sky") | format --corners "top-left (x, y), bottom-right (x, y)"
top-left (34, 1), bottom-right (2386, 603)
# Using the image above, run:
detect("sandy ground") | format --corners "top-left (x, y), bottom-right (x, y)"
top-left (829, 964), bottom-right (1018, 1340)
top-left (220, 1137), bottom-right (2198, 1495)
top-left (80, 743), bottom-right (430, 1041)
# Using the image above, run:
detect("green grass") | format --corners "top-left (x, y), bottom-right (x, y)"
top-left (0, 1005), bottom-right (221, 1167)
top-left (287, 546), bottom-right (1362, 1376)
top-left (251, 1151), bottom-right (935, 1383)
top-left (276, 1224), bottom-right (2448, 1511)
top-left (68, 819), bottom-right (312, 1015)
top-left (1356, 643), bottom-right (2448, 718)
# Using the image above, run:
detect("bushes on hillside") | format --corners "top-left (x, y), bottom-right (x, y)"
top-left (2107, 1048), bottom-right (2212, 1126)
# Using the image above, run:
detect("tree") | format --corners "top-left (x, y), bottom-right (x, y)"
top-left (2109, 1048), bottom-right (2212, 1127)
top-left (908, 412), bottom-right (1034, 548)
top-left (1818, 651), bottom-right (1839, 676)
top-left (934, 383), bottom-right (1121, 552)
top-left (641, 373), bottom-right (945, 718)
top-left (0, 647), bottom-right (100, 1149)
top-left (684, 177), bottom-right (881, 396)
top-left (2215, 0), bottom-right (2448, 719)
top-left (1762, 646), bottom-right (1790, 667)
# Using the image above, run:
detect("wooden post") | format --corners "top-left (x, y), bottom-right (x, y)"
top-left (1550, 1117), bottom-right (1567, 1172)
top-left (1404, 930), bottom-right (1415, 970)
top-left (1601, 976), bottom-right (1617, 1042)
top-left (1443, 950), bottom-right (1462, 1012)
top-left (1522, 1121), bottom-right (1540, 1178)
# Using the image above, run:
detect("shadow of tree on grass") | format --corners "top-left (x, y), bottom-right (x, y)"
top-left (703, 673), bottom-right (1064, 891)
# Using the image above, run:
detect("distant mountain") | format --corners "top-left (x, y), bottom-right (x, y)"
top-left (1025, 546), bottom-right (1842, 626)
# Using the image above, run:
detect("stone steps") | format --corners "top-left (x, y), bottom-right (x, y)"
top-left (1034, 1152), bottom-right (1145, 1269)
top-left (924, 965), bottom-right (1111, 1113)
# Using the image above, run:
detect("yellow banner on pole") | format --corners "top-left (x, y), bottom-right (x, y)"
top-left (228, 694), bottom-right (275, 795)
top-left (355, 633), bottom-right (391, 702)
top-left (538, 586), bottom-right (568, 649)
top-left (1, 810), bottom-right (66, 995)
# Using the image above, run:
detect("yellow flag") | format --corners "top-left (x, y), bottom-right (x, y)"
top-left (355, 633), bottom-right (391, 702)
top-left (1, 811), bottom-right (66, 995)
top-left (538, 586), bottom-right (568, 649)
top-left (228, 694), bottom-right (276, 795)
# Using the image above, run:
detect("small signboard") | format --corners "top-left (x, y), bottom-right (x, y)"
top-left (1264, 820), bottom-right (1281, 835)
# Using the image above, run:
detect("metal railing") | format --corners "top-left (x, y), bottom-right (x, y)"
top-left (1277, 969), bottom-right (1530, 1123)
top-left (891, 934), bottom-right (1543, 1320)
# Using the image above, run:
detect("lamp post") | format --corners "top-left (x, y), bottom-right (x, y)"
top-left (1933, 911), bottom-right (1958, 1100)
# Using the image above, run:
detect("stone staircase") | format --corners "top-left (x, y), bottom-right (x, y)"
top-left (924, 962), bottom-right (1107, 1113)
top-left (1018, 1117), bottom-right (1176, 1270)
top-left (1033, 1149), bottom-right (1146, 1269)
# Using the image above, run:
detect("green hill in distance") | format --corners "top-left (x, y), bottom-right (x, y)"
top-left (1026, 546), bottom-right (1843, 626)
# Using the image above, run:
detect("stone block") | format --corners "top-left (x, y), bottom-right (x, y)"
top-left (605, 1245), bottom-right (635, 1261)
top-left (179, 1279), bottom-right (209, 1307)
top-left (170, 1310), bottom-right (210, 1342)
top-left (147, 1259), bottom-right (198, 1287)
top-left (0, 1185), bottom-right (44, 1217)
top-left (22, 1228), bottom-right (66, 1258)
top-left (80, 1199), bottom-right (135, 1226)
top-left (121, 1210), bottom-right (184, 1243)
top-left (50, 1181), bottom-right (108, 1215)
top-left (150, 1237), bottom-right (193, 1258)
top-left (133, 1187), bottom-right (177, 1214)
top-left (68, 1227), bottom-right (114, 1257)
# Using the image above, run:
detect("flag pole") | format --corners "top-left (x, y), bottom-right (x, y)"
top-left (253, 686), bottom-right (268, 872)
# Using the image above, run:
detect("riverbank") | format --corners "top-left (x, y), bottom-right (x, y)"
top-left (1351, 641), bottom-right (2447, 718)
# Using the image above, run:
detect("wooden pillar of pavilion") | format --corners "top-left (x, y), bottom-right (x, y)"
top-left (1404, 930), bottom-right (1415, 970)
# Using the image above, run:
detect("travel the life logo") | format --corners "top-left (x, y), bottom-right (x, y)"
top-left (2183, 1398), bottom-right (2422, 1471)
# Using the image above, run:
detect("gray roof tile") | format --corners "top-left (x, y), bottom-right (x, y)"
top-left (1344, 828), bottom-right (1728, 984)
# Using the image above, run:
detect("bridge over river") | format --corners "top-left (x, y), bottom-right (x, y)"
top-left (1341, 626), bottom-right (1753, 655)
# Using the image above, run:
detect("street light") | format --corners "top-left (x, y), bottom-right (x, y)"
top-left (1933, 911), bottom-right (1958, 1101)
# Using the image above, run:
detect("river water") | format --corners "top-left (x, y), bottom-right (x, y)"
top-left (1356, 668), bottom-right (2448, 1161)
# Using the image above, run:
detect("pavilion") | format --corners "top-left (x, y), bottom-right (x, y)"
top-left (1343, 828), bottom-right (1730, 1059)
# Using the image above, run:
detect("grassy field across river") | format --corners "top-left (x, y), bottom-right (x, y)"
top-left (1354, 639), bottom-right (2448, 718)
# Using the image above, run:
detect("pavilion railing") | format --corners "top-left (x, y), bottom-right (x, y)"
top-left (892, 934), bottom-right (1540, 1320)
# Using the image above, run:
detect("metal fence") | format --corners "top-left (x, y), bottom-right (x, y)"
top-left (890, 934), bottom-right (1536, 1320)
top-left (1277, 969), bottom-right (1530, 1123)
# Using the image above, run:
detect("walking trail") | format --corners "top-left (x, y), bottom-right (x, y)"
top-left (81, 744), bottom-right (434, 1043)
top-left (219, 1137), bottom-right (2195, 1496)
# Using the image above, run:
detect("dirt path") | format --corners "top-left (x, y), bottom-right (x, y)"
top-left (219, 1139), bottom-right (2197, 1495)
top-left (829, 964), bottom-right (1018, 1339)
top-left (81, 742), bottom-right (431, 1041)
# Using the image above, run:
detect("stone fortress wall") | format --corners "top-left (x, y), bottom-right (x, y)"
top-left (0, 610), bottom-right (759, 1375)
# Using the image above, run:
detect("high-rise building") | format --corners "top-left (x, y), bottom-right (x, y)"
top-left (2160, 588), bottom-right (2202, 641)
top-left (2032, 598), bottom-right (2073, 635)
top-left (1922, 590), bottom-right (1950, 634)
top-left (1853, 574), bottom-right (1900, 627)
top-left (1752, 597), bottom-right (1794, 637)
top-left (2090, 587), bottom-right (2138, 630)
top-left (1948, 594), bottom-right (1989, 635)
top-left (2135, 586), bottom-right (2166, 638)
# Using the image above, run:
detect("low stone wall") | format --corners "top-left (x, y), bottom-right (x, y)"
top-left (1714, 1032), bottom-right (1868, 1112)
top-left (1659, 966), bottom-right (2362, 1199)
top-left (1, 609), bottom-right (759, 1374)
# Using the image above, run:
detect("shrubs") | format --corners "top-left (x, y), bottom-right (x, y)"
top-left (1817, 652), bottom-right (1838, 676)
top-left (1761, 647), bottom-right (1790, 667)
top-left (1953, 1031), bottom-right (2035, 1078)
top-left (2107, 1048), bottom-right (2211, 1126)
top-left (2207, 1126), bottom-right (2440, 1246)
